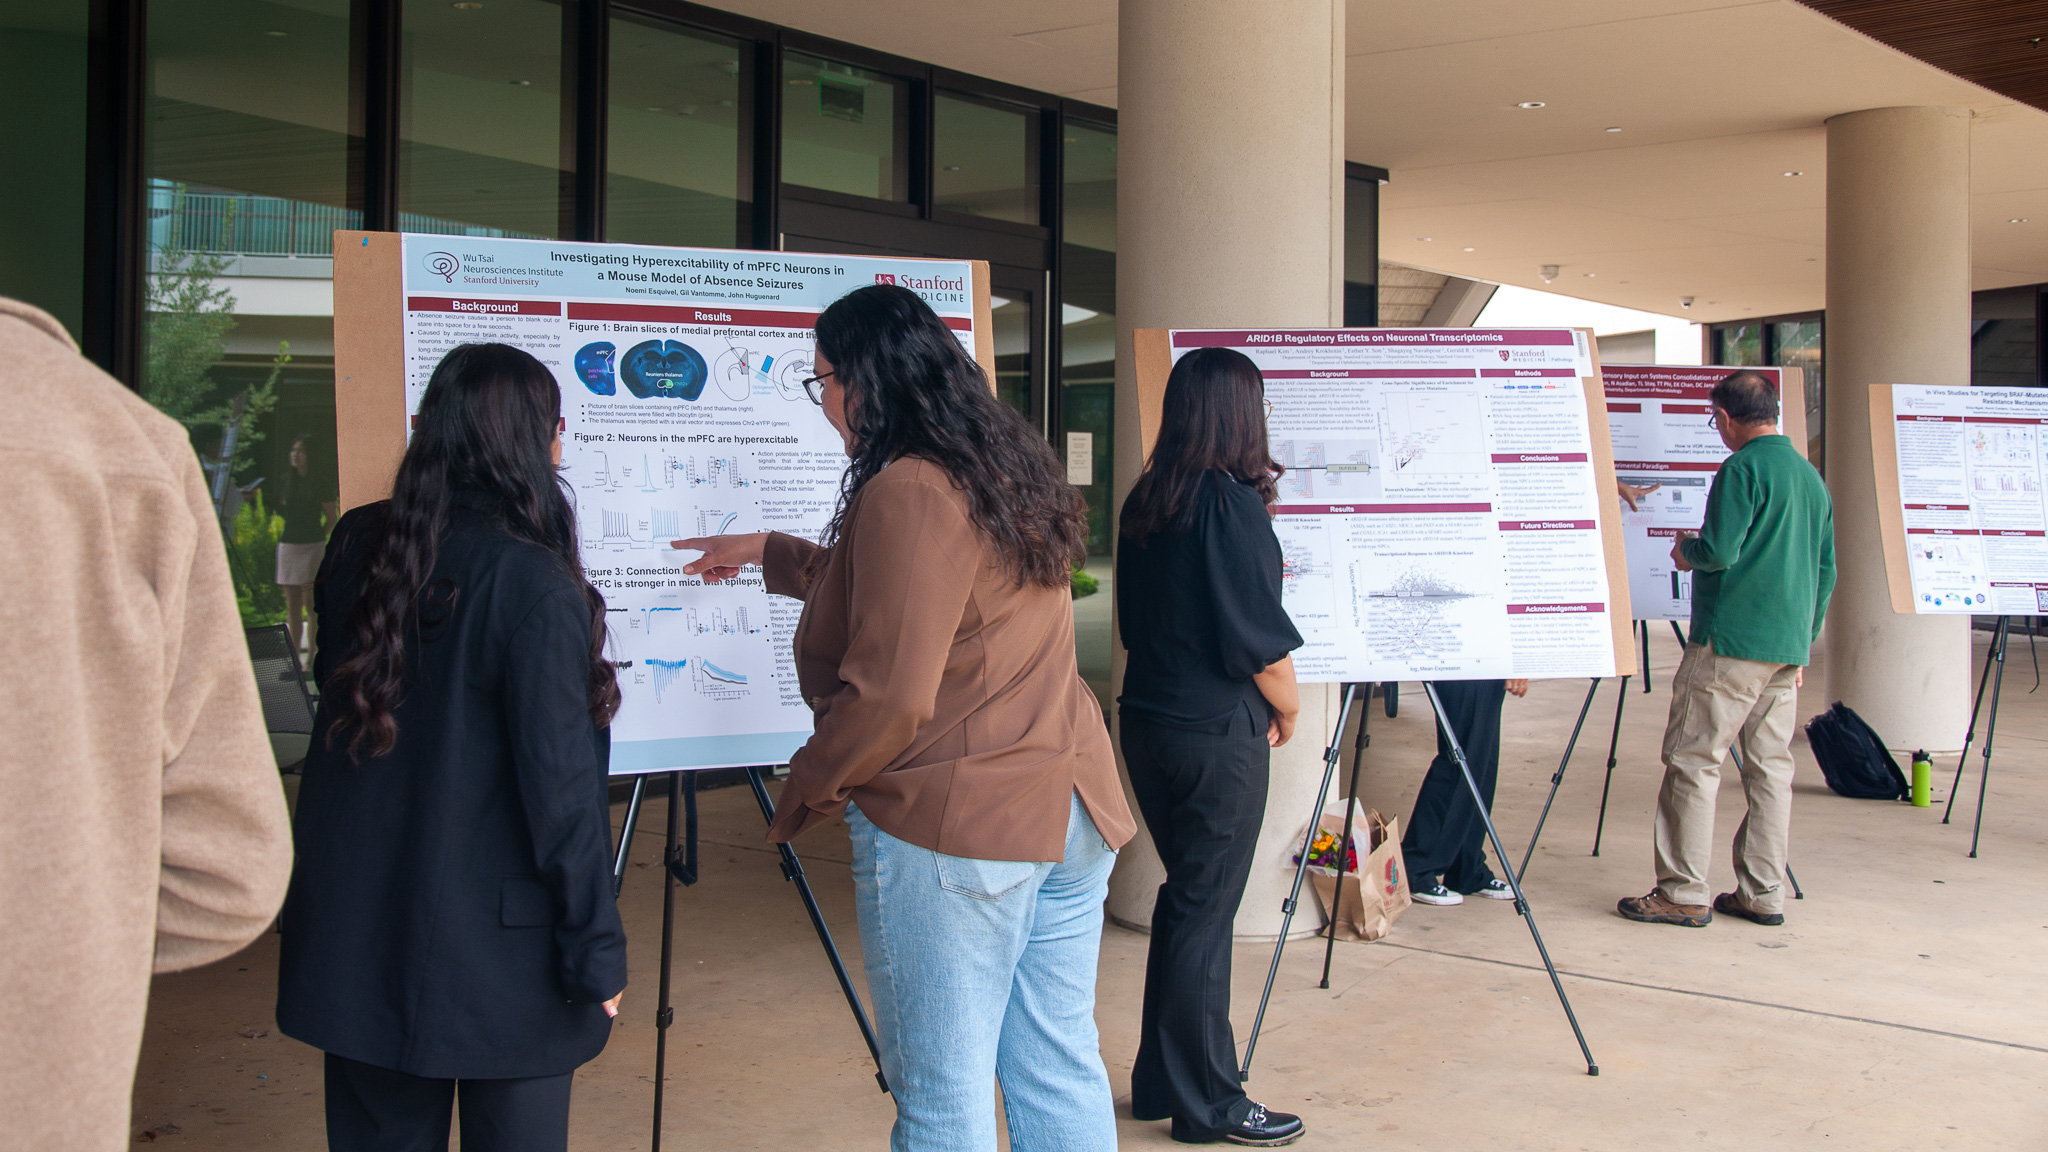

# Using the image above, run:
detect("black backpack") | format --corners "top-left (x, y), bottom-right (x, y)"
top-left (1803, 702), bottom-right (1911, 801)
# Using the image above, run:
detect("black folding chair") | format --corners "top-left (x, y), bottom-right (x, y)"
top-left (246, 625), bottom-right (317, 771)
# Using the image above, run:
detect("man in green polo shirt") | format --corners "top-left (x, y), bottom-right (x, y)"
top-left (1620, 370), bottom-right (1835, 929)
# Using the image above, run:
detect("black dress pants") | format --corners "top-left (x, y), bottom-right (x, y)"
top-left (1120, 701), bottom-right (1268, 1143)
top-left (323, 1053), bottom-right (574, 1152)
top-left (1402, 679), bottom-right (1508, 893)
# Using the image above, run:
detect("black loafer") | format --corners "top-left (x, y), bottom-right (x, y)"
top-left (1223, 1102), bottom-right (1304, 1147)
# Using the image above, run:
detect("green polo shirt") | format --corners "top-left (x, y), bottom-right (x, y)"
top-left (1681, 434), bottom-right (1836, 666)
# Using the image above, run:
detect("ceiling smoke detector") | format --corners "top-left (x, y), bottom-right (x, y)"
top-left (1681, 296), bottom-right (1695, 309)
top-left (1539, 265), bottom-right (1560, 283)
top-left (1517, 101), bottom-right (1547, 109)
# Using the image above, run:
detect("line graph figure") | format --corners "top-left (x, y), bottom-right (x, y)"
top-left (587, 451), bottom-right (623, 491)
top-left (682, 455), bottom-right (750, 489)
top-left (697, 509), bottom-right (739, 536)
top-left (637, 606), bottom-right (685, 635)
top-left (647, 657), bottom-right (688, 701)
top-left (695, 657), bottom-right (749, 700)
top-left (600, 509), bottom-right (632, 540)
top-left (650, 510), bottom-right (682, 539)
top-left (640, 454), bottom-right (677, 493)
top-left (683, 607), bottom-right (761, 636)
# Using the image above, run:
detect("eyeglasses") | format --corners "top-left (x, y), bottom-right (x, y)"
top-left (802, 371), bottom-right (837, 405)
top-left (1707, 412), bottom-right (1720, 431)
top-left (1263, 398), bottom-right (1274, 420)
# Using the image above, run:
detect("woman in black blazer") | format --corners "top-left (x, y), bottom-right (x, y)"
top-left (279, 343), bottom-right (627, 1152)
top-left (1117, 346), bottom-right (1305, 1148)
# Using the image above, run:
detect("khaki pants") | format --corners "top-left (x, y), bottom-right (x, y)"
top-left (1654, 641), bottom-right (1800, 913)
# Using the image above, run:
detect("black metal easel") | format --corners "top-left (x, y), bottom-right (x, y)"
top-left (1419, 682), bottom-right (1599, 1075)
top-left (1318, 684), bottom-right (1374, 990)
top-left (614, 767), bottom-right (890, 1152)
top-left (1515, 677), bottom-right (1603, 882)
top-left (1242, 682), bottom-right (1365, 1081)
top-left (1942, 615), bottom-right (2012, 858)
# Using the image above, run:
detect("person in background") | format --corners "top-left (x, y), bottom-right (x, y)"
top-left (279, 343), bottom-right (627, 1152)
top-left (275, 434), bottom-right (339, 659)
top-left (676, 285), bottom-right (1134, 1152)
top-left (1404, 679), bottom-right (1527, 906)
top-left (0, 297), bottom-right (293, 1152)
top-left (1114, 346), bottom-right (1306, 1148)
top-left (1619, 370), bottom-right (1834, 929)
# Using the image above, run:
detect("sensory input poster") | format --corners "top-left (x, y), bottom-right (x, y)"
top-left (1604, 365), bottom-right (1806, 621)
top-left (333, 231), bottom-right (991, 774)
top-left (1871, 384), bottom-right (2048, 616)
top-left (1135, 327), bottom-right (1634, 683)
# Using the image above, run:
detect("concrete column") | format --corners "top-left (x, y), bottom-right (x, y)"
top-left (1106, 0), bottom-right (1345, 938)
top-left (1824, 106), bottom-right (1973, 751)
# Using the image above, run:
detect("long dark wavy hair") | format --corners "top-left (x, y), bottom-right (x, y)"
top-left (324, 343), bottom-right (620, 758)
top-left (1120, 346), bottom-right (1282, 541)
top-left (814, 284), bottom-right (1085, 588)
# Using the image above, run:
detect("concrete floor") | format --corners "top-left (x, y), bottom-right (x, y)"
top-left (130, 626), bottom-right (2048, 1149)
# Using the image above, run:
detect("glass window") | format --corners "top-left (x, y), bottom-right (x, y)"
top-left (1343, 173), bottom-right (1379, 326)
top-left (1970, 289), bottom-right (2037, 390)
top-left (1061, 120), bottom-right (1116, 713)
top-left (781, 51), bottom-right (908, 202)
top-left (605, 16), bottom-right (749, 248)
top-left (400, 0), bottom-right (565, 238)
top-left (145, 0), bottom-right (352, 645)
top-left (1772, 319), bottom-right (1824, 466)
top-left (933, 93), bottom-right (1038, 225)
top-left (0, 1), bottom-right (88, 341)
top-left (1715, 323), bottom-right (1763, 367)
top-left (992, 291), bottom-right (1034, 416)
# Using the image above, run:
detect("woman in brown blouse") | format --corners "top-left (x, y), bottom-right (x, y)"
top-left (675, 284), bottom-right (1134, 1152)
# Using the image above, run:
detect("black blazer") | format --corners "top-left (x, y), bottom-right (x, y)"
top-left (278, 494), bottom-right (628, 1079)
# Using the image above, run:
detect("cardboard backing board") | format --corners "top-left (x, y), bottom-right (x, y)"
top-left (1869, 383), bottom-right (2048, 617)
top-left (332, 232), bottom-right (994, 774)
top-left (1135, 326), bottom-right (1635, 681)
top-left (1603, 365), bottom-right (1807, 622)
top-left (333, 231), bottom-right (994, 510)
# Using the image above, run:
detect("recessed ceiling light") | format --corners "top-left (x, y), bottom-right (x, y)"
top-left (1604, 126), bottom-right (1622, 133)
top-left (451, 1), bottom-right (482, 8)
top-left (1583, 272), bottom-right (1596, 278)
top-left (1783, 170), bottom-right (1803, 176)
top-left (2011, 218), bottom-right (2030, 224)
top-left (1516, 101), bottom-right (1546, 109)
top-left (1417, 237), bottom-right (1433, 242)
top-left (1463, 247), bottom-right (1475, 252)
top-left (1619, 280), bottom-right (1630, 284)
top-left (265, 29), bottom-right (287, 36)
top-left (943, 165), bottom-right (961, 171)
top-left (646, 106), bottom-right (664, 112)
top-left (509, 78), bottom-right (531, 86)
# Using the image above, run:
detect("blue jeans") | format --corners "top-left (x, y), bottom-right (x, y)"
top-left (845, 793), bottom-right (1118, 1152)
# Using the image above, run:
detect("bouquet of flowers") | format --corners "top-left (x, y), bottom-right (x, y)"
top-left (1294, 827), bottom-right (1359, 873)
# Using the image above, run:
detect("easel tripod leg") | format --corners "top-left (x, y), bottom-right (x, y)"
top-left (650, 771), bottom-right (681, 1152)
top-left (1320, 684), bottom-right (1372, 990)
top-left (1969, 617), bottom-right (2010, 858)
top-left (1422, 684), bottom-right (1599, 1076)
top-left (1519, 678), bottom-right (1599, 883)
top-left (1590, 673), bottom-right (1631, 857)
top-left (742, 767), bottom-right (891, 1092)
top-left (612, 773), bottom-right (649, 898)
top-left (1945, 615), bottom-right (2003, 824)
top-left (1241, 683), bottom-right (1362, 1082)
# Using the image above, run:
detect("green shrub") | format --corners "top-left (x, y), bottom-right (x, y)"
top-left (1070, 564), bottom-right (1100, 599)
top-left (230, 492), bottom-right (287, 627)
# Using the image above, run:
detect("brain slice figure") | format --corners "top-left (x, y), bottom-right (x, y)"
top-left (574, 342), bottom-right (617, 395)
top-left (621, 340), bottom-right (709, 400)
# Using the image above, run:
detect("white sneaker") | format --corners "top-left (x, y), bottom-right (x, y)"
top-left (1475, 879), bottom-right (1516, 900)
top-left (1412, 882), bottom-right (1463, 906)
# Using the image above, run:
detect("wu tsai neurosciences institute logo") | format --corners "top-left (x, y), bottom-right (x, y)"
top-left (873, 273), bottom-right (897, 285)
top-left (424, 251), bottom-right (460, 284)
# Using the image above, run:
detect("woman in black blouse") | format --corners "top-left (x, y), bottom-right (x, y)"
top-left (1117, 346), bottom-right (1304, 1147)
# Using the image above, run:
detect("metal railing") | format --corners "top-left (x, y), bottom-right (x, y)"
top-left (147, 180), bottom-right (541, 259)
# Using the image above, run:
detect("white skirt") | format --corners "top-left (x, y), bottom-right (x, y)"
top-left (276, 541), bottom-right (325, 586)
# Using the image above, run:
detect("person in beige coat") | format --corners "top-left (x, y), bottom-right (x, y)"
top-left (0, 298), bottom-right (295, 1151)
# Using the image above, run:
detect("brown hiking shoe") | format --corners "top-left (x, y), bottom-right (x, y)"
top-left (1617, 890), bottom-right (1712, 927)
top-left (1714, 892), bottom-right (1785, 926)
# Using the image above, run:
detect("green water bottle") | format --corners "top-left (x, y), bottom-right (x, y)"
top-left (1911, 749), bottom-right (1932, 807)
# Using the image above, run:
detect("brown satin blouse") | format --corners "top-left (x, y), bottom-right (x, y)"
top-left (761, 458), bottom-right (1135, 861)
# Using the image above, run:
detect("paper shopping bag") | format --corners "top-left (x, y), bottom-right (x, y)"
top-left (1306, 804), bottom-right (1411, 942)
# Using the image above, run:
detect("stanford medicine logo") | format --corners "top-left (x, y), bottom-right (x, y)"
top-left (1499, 349), bottom-right (1512, 361)
top-left (874, 273), bottom-right (897, 285)
top-left (424, 251), bottom-right (460, 284)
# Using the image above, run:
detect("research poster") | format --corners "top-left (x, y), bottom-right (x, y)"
top-left (1604, 365), bottom-right (1801, 621)
top-left (1140, 328), bottom-right (1631, 683)
top-left (386, 233), bottom-right (982, 773)
top-left (1876, 384), bottom-right (2048, 615)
